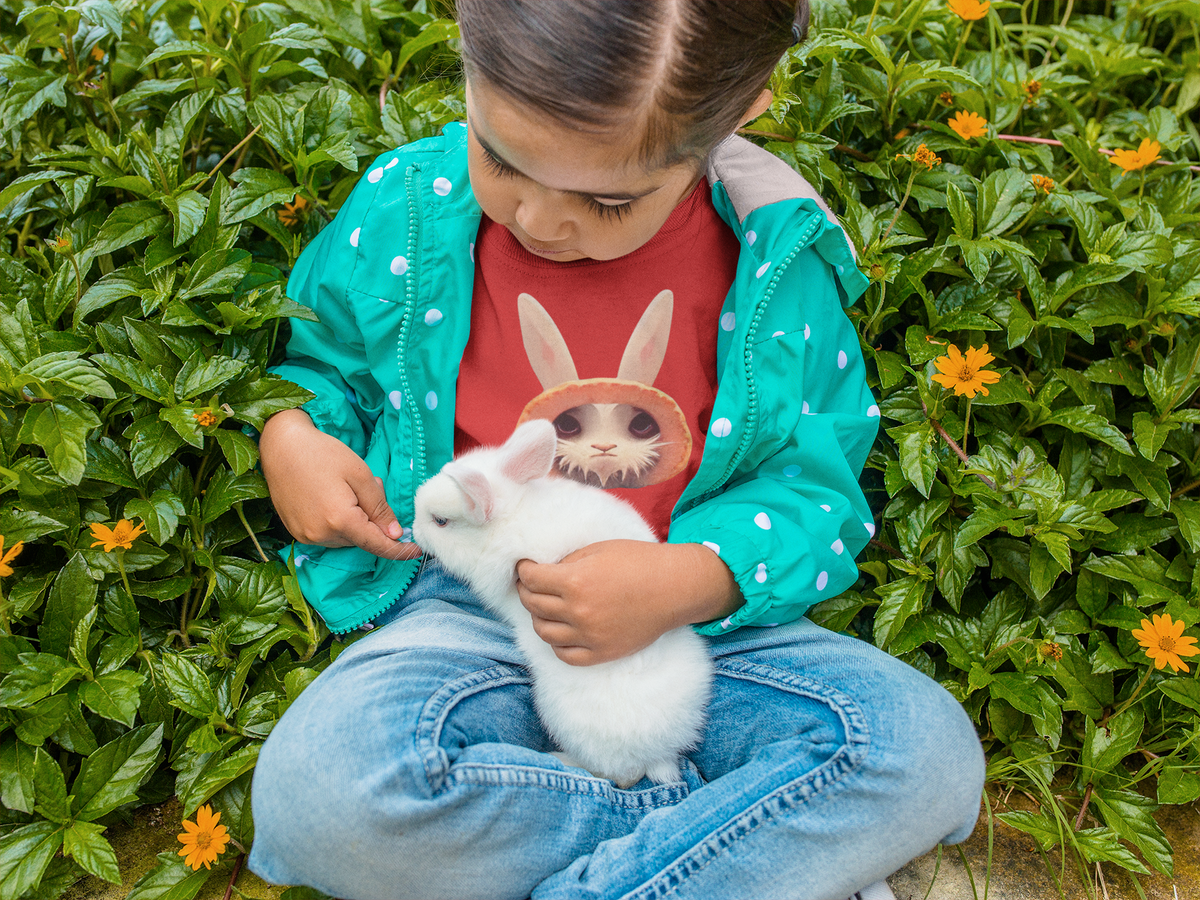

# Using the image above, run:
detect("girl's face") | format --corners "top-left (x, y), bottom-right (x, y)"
top-left (465, 79), bottom-right (702, 262)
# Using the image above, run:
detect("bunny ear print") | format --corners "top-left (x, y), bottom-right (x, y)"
top-left (500, 419), bottom-right (557, 484)
top-left (446, 464), bottom-right (495, 525)
top-left (518, 293), bottom-right (579, 390)
top-left (617, 290), bottom-right (673, 385)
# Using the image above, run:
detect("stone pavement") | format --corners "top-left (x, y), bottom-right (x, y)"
top-left (65, 792), bottom-right (1199, 900)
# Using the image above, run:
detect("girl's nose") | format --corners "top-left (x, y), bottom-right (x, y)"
top-left (514, 189), bottom-right (570, 243)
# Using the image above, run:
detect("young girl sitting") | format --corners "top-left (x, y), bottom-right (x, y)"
top-left (248, 3), bottom-right (985, 898)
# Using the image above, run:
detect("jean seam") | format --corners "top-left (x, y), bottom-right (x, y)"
top-left (619, 658), bottom-right (872, 900)
top-left (447, 763), bottom-right (690, 810)
top-left (415, 663), bottom-right (531, 793)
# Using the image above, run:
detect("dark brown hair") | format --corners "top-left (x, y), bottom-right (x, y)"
top-left (456, 0), bottom-right (806, 169)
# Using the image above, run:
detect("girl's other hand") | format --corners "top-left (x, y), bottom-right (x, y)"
top-left (259, 409), bottom-right (420, 561)
top-left (515, 540), bottom-right (742, 665)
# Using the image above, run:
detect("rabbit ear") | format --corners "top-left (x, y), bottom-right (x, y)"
top-left (617, 290), bottom-right (673, 385)
top-left (446, 464), bottom-right (494, 524)
top-left (500, 420), bottom-right (557, 484)
top-left (519, 293), bottom-right (579, 390)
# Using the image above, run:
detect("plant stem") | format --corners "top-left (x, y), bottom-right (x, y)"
top-left (1106, 666), bottom-right (1154, 722)
top-left (234, 503), bottom-right (269, 563)
top-left (206, 125), bottom-right (261, 180)
top-left (950, 21), bottom-right (974, 69)
top-left (865, 0), bottom-right (884, 35)
top-left (963, 396), bottom-right (974, 451)
top-left (1074, 782), bottom-right (1093, 830)
top-left (222, 852), bottom-right (245, 900)
top-left (880, 168), bottom-right (917, 245)
top-left (116, 549), bottom-right (135, 602)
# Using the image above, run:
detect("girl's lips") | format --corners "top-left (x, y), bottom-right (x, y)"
top-left (521, 241), bottom-right (572, 257)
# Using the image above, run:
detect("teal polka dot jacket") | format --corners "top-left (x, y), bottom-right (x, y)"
top-left (272, 123), bottom-right (877, 636)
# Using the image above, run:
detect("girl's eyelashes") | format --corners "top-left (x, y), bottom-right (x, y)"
top-left (479, 143), bottom-right (635, 222)
top-left (480, 144), bottom-right (518, 179)
top-left (584, 196), bottom-right (634, 222)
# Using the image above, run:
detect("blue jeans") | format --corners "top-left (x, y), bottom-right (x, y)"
top-left (248, 561), bottom-right (983, 900)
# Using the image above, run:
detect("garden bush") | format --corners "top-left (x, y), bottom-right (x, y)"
top-left (0, 0), bottom-right (1197, 897)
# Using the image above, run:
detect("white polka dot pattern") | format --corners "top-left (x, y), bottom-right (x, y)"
top-left (425, 309), bottom-right (443, 326)
top-left (711, 418), bottom-right (732, 438)
top-left (368, 168), bottom-right (383, 183)
top-left (831, 539), bottom-right (844, 555)
top-left (756, 261), bottom-right (771, 278)
top-left (746, 230), bottom-right (757, 245)
top-left (816, 571), bottom-right (829, 590)
top-left (755, 563), bottom-right (768, 583)
top-left (754, 512), bottom-right (771, 530)
top-left (390, 256), bottom-right (408, 275)
top-left (433, 177), bottom-right (452, 196)
top-left (868, 404), bottom-right (880, 417)
top-left (388, 390), bottom-right (402, 409)
top-left (720, 312), bottom-right (736, 331)
top-left (838, 350), bottom-right (848, 369)
top-left (425, 391), bottom-right (438, 410)
top-left (783, 464), bottom-right (801, 477)
top-left (702, 541), bottom-right (721, 555)
top-left (350, 227), bottom-right (360, 247)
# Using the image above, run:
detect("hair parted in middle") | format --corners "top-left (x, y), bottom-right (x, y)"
top-left (456, 0), bottom-right (807, 170)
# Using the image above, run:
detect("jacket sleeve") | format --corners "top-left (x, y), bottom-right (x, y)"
top-left (670, 235), bottom-right (879, 635)
top-left (269, 178), bottom-right (390, 458)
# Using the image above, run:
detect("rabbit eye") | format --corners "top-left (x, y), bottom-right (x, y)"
top-left (628, 410), bottom-right (660, 439)
top-left (432, 515), bottom-right (448, 527)
top-left (553, 411), bottom-right (582, 438)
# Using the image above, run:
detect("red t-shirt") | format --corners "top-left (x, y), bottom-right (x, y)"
top-left (455, 181), bottom-right (740, 538)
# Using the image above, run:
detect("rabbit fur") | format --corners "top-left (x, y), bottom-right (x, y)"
top-left (411, 419), bottom-right (713, 787)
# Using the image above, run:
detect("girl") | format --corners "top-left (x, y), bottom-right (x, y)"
top-left (248, 3), bottom-right (985, 898)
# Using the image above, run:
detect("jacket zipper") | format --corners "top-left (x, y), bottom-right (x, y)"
top-left (678, 213), bottom-right (823, 514)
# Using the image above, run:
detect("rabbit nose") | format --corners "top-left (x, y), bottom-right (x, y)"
top-left (591, 443), bottom-right (617, 452)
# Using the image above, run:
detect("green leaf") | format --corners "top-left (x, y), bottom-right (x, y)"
top-left (1044, 406), bottom-right (1134, 456)
top-left (125, 489), bottom-right (185, 545)
top-left (1157, 678), bottom-right (1200, 712)
top-left (62, 821), bottom-right (121, 885)
top-left (221, 375), bottom-right (314, 430)
top-left (1132, 411), bottom-right (1174, 460)
top-left (997, 808), bottom-right (1063, 850)
top-left (201, 469), bottom-right (269, 524)
top-left (126, 416), bottom-right (186, 478)
top-left (33, 747), bottom-right (70, 823)
top-left (15, 398), bottom-right (101, 484)
top-left (1158, 764), bottom-right (1200, 805)
top-left (177, 248), bottom-right (253, 301)
top-left (214, 427), bottom-right (260, 475)
top-left (90, 201), bottom-right (169, 257)
top-left (176, 743), bottom-right (261, 817)
top-left (39, 553), bottom-right (97, 659)
top-left (72, 723), bottom-right (164, 822)
top-left (1073, 827), bottom-right (1151, 874)
top-left (1080, 707), bottom-right (1144, 782)
top-left (1092, 786), bottom-right (1173, 876)
top-left (163, 190), bottom-right (209, 247)
top-left (872, 576), bottom-right (929, 650)
top-left (79, 670), bottom-right (145, 727)
top-left (124, 852), bottom-right (213, 900)
top-left (223, 564), bottom-right (288, 644)
top-left (173, 352), bottom-right (247, 400)
top-left (160, 654), bottom-right (219, 719)
top-left (888, 421), bottom-right (938, 498)
top-left (0, 740), bottom-right (36, 813)
top-left (0, 820), bottom-right (64, 900)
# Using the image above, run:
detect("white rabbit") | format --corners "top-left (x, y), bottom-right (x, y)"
top-left (411, 419), bottom-right (713, 788)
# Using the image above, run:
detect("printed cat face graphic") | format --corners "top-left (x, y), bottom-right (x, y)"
top-left (516, 290), bottom-right (692, 488)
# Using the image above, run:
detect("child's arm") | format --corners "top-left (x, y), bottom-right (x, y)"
top-left (260, 408), bottom-right (419, 561)
top-left (516, 541), bottom-right (740, 665)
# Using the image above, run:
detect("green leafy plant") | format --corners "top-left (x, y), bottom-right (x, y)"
top-left (0, 1), bottom-right (1197, 898)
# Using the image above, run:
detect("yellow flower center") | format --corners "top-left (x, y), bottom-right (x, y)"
top-left (1158, 635), bottom-right (1177, 653)
top-left (952, 362), bottom-right (977, 382)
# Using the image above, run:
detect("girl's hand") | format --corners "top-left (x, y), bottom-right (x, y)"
top-left (516, 540), bottom-right (742, 666)
top-left (259, 409), bottom-right (420, 561)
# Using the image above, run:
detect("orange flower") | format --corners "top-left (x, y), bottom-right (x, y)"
top-left (177, 805), bottom-right (230, 871)
top-left (948, 0), bottom-right (990, 20)
top-left (89, 520), bottom-right (147, 552)
top-left (193, 410), bottom-right (217, 427)
top-left (930, 343), bottom-right (1002, 398)
top-left (899, 144), bottom-right (943, 170)
top-left (1132, 614), bottom-right (1199, 674)
top-left (1110, 139), bottom-right (1161, 173)
top-left (47, 235), bottom-right (72, 253)
top-left (938, 91), bottom-right (955, 107)
top-left (278, 195), bottom-right (309, 229)
top-left (948, 110), bottom-right (988, 140)
top-left (1031, 174), bottom-right (1055, 194)
top-left (0, 535), bottom-right (23, 577)
top-left (1023, 79), bottom-right (1042, 104)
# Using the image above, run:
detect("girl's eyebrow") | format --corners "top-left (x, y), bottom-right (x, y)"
top-left (474, 129), bottom-right (661, 202)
